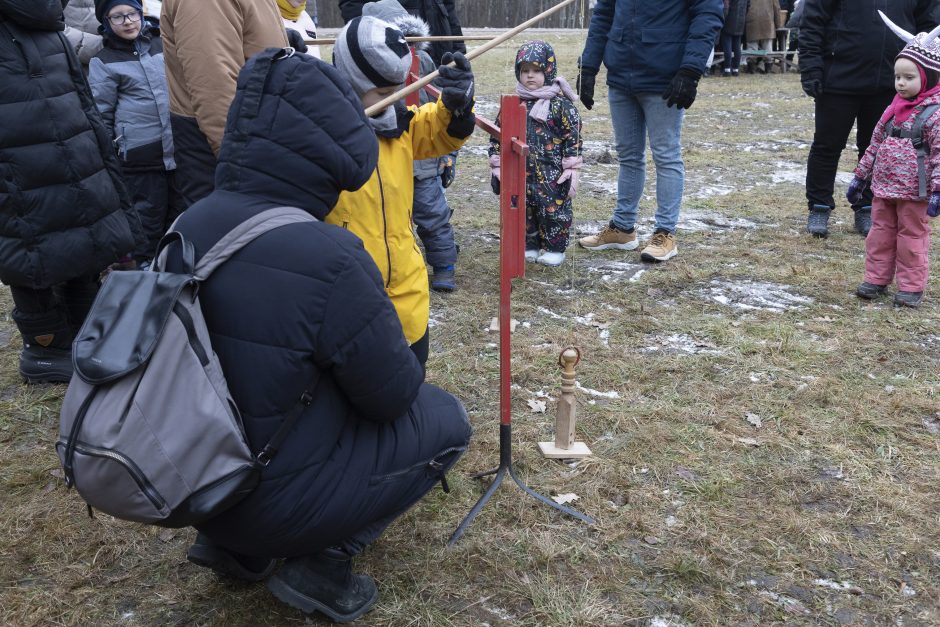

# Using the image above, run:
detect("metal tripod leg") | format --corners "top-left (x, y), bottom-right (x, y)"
top-left (448, 423), bottom-right (593, 546)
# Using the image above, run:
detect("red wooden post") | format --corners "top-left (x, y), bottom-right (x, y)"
top-left (498, 95), bottom-right (527, 426)
top-left (405, 48), bottom-right (421, 108)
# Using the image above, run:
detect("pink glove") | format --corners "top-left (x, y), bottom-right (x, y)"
top-left (556, 156), bottom-right (583, 199)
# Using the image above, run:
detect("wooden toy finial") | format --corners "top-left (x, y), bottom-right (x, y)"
top-left (539, 347), bottom-right (592, 459)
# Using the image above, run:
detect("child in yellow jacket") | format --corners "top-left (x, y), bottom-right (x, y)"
top-left (331, 15), bottom-right (475, 364)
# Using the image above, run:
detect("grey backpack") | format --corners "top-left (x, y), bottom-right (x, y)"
top-left (57, 207), bottom-right (315, 527)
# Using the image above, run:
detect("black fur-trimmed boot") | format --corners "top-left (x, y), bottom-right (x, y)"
top-left (13, 309), bottom-right (73, 384)
top-left (267, 547), bottom-right (378, 623)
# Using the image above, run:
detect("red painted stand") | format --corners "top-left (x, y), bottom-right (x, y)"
top-left (446, 95), bottom-right (594, 546)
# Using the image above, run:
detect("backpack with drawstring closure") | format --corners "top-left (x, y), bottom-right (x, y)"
top-left (57, 207), bottom-right (316, 527)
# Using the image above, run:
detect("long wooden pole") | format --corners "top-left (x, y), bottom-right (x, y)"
top-left (364, 0), bottom-right (578, 116)
top-left (305, 35), bottom-right (496, 46)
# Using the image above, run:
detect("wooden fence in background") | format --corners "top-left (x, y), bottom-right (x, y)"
top-left (311, 0), bottom-right (592, 29)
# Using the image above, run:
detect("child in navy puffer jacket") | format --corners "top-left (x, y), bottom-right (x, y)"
top-left (849, 15), bottom-right (940, 308)
top-left (89, 0), bottom-right (182, 265)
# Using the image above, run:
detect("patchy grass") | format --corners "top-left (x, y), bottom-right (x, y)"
top-left (3, 31), bottom-right (940, 626)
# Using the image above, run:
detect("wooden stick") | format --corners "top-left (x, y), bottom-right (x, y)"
top-left (364, 0), bottom-right (578, 117)
top-left (305, 35), bottom-right (497, 46)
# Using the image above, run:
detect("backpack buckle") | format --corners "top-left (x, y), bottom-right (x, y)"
top-left (256, 449), bottom-right (273, 467)
top-left (300, 391), bottom-right (314, 405)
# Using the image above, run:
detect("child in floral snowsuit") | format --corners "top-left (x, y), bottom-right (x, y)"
top-left (489, 40), bottom-right (582, 266)
top-left (849, 15), bottom-right (940, 308)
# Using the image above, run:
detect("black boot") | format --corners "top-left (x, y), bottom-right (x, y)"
top-left (186, 533), bottom-right (276, 581)
top-left (853, 206), bottom-right (872, 236)
top-left (267, 548), bottom-right (378, 623)
top-left (13, 308), bottom-right (73, 384)
top-left (807, 204), bottom-right (832, 238)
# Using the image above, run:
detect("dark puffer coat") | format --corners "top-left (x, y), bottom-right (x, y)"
top-left (339, 0), bottom-right (465, 64)
top-left (722, 0), bottom-right (749, 37)
top-left (170, 50), bottom-right (471, 557)
top-left (799, 0), bottom-right (940, 96)
top-left (580, 0), bottom-right (724, 93)
top-left (0, 0), bottom-right (142, 289)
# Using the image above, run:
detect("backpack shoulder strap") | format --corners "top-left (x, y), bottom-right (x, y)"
top-left (193, 207), bottom-right (316, 280)
top-left (911, 104), bottom-right (940, 148)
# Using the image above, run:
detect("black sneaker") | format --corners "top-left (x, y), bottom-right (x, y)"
top-left (854, 206), bottom-right (872, 236)
top-left (186, 534), bottom-right (276, 581)
top-left (807, 204), bottom-right (832, 238)
top-left (856, 282), bottom-right (887, 300)
top-left (267, 548), bottom-right (378, 623)
top-left (19, 345), bottom-right (72, 384)
top-left (894, 291), bottom-right (924, 308)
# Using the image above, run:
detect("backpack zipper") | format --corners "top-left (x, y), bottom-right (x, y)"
top-left (60, 440), bottom-right (167, 511)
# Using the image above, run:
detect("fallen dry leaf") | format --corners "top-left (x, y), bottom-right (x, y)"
top-left (643, 535), bottom-right (661, 545)
top-left (527, 399), bottom-right (547, 413)
top-left (551, 493), bottom-right (579, 505)
top-left (735, 437), bottom-right (760, 447)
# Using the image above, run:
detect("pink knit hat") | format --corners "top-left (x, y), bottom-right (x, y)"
top-left (880, 10), bottom-right (940, 72)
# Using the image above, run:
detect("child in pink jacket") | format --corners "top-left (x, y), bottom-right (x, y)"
top-left (849, 14), bottom-right (940, 308)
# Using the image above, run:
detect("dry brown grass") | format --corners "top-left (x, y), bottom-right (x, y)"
top-left (2, 31), bottom-right (940, 626)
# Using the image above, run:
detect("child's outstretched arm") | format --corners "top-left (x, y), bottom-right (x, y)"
top-left (410, 52), bottom-right (476, 160)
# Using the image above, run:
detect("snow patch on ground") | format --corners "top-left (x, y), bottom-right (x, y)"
top-left (640, 333), bottom-right (724, 356)
top-left (575, 381), bottom-right (620, 398)
top-left (696, 279), bottom-right (814, 312)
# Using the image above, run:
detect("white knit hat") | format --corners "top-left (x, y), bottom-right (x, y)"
top-left (332, 16), bottom-right (412, 97)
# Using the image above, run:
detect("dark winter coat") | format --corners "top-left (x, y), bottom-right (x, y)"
top-left (170, 50), bottom-right (470, 557)
top-left (723, 0), bottom-right (749, 37)
top-left (0, 0), bottom-right (142, 290)
top-left (798, 0), bottom-right (940, 96)
top-left (339, 0), bottom-right (465, 64)
top-left (88, 27), bottom-right (175, 172)
top-left (580, 0), bottom-right (724, 93)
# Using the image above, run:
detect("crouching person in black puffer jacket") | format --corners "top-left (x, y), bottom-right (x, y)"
top-left (167, 48), bottom-right (472, 624)
top-left (0, 0), bottom-right (144, 384)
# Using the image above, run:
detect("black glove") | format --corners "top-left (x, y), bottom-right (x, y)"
top-left (439, 153), bottom-right (457, 188)
top-left (577, 68), bottom-right (597, 110)
top-left (662, 68), bottom-right (700, 109)
top-left (490, 174), bottom-right (500, 196)
top-left (801, 70), bottom-right (823, 98)
top-left (286, 29), bottom-right (308, 54)
top-left (437, 52), bottom-right (475, 116)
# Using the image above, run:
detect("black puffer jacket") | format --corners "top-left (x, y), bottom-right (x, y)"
top-left (339, 0), bottom-right (465, 64)
top-left (0, 0), bottom-right (142, 289)
top-left (798, 0), bottom-right (940, 95)
top-left (171, 50), bottom-right (471, 557)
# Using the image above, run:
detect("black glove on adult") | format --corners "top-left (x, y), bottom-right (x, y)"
top-left (577, 68), bottom-right (597, 110)
top-left (801, 70), bottom-right (823, 98)
top-left (286, 29), bottom-right (308, 54)
top-left (662, 68), bottom-right (700, 109)
top-left (490, 174), bottom-right (500, 196)
top-left (438, 52), bottom-right (475, 116)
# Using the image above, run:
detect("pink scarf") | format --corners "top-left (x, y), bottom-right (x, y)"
top-left (885, 64), bottom-right (940, 125)
top-left (515, 77), bottom-right (578, 122)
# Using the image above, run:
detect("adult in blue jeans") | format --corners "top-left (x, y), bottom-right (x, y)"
top-left (576, 0), bottom-right (723, 262)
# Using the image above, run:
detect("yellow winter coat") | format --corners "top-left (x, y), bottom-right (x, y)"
top-left (326, 100), bottom-right (468, 344)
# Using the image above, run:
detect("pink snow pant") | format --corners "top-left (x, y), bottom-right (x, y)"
top-left (864, 197), bottom-right (931, 292)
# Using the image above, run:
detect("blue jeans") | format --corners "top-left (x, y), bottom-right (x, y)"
top-left (608, 89), bottom-right (685, 234)
top-left (412, 176), bottom-right (457, 269)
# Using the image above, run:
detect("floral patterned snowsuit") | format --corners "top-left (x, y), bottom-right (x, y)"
top-left (489, 41), bottom-right (582, 253)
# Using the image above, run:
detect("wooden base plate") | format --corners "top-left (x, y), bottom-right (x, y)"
top-left (538, 441), bottom-right (592, 459)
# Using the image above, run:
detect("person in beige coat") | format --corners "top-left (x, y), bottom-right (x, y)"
top-left (160, 0), bottom-right (287, 207)
top-left (745, 0), bottom-right (781, 73)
